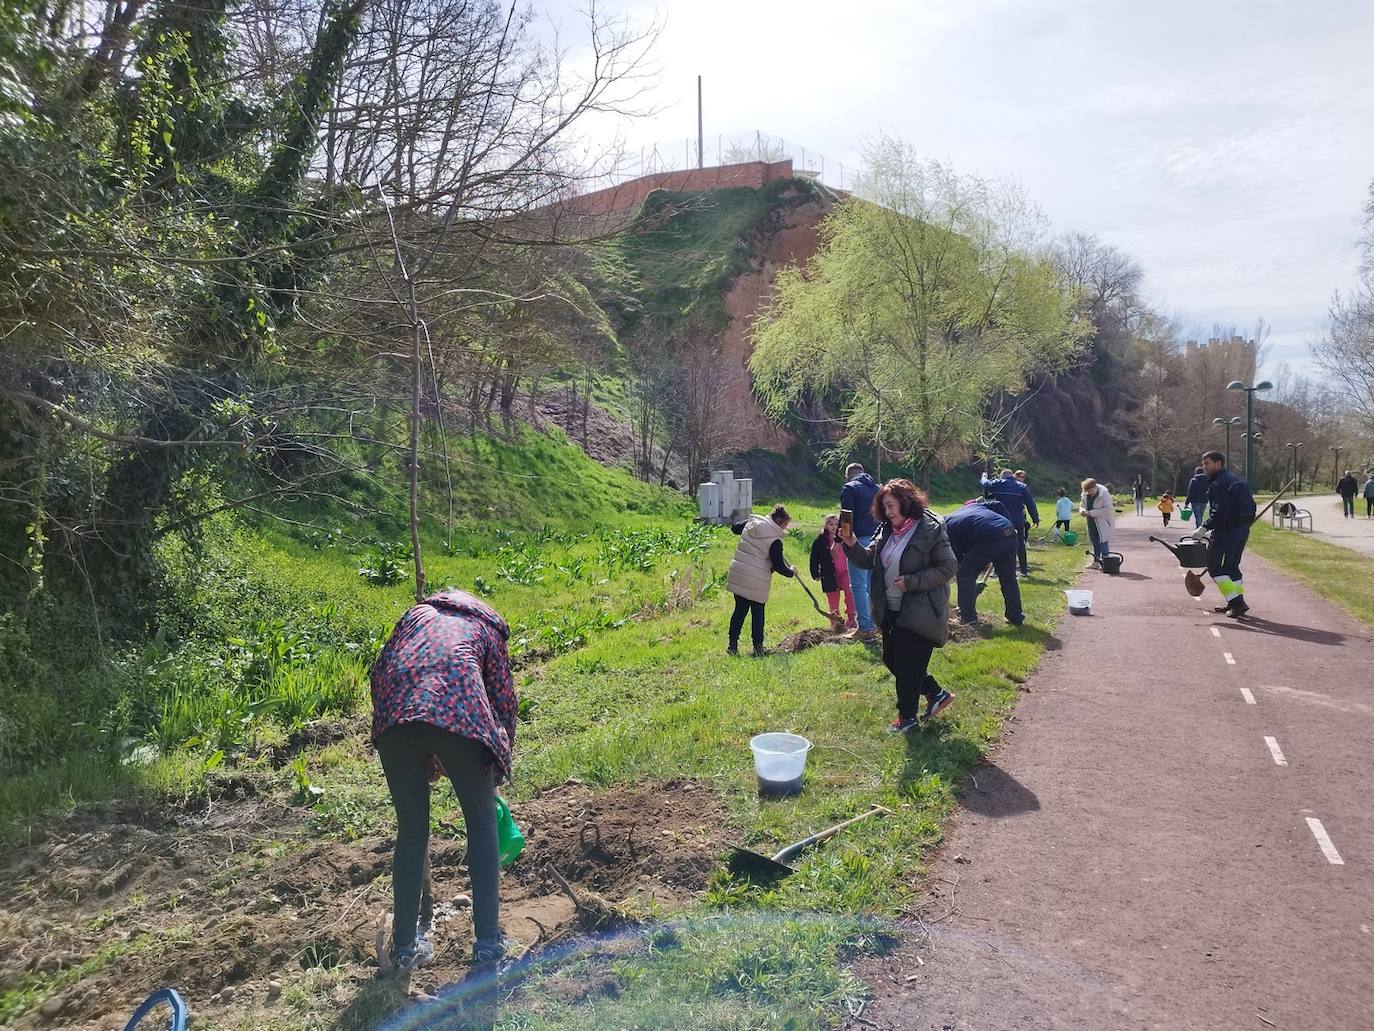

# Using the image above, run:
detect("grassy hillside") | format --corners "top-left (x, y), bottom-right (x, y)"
top-left (0, 423), bottom-right (1089, 1027)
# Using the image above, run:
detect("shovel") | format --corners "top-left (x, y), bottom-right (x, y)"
top-left (793, 572), bottom-right (844, 631)
top-left (975, 564), bottom-right (993, 596)
top-left (729, 804), bottom-right (891, 878)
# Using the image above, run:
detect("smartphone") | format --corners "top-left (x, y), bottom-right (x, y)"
top-left (838, 509), bottom-right (854, 536)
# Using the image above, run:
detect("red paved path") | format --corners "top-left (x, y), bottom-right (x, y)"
top-left (853, 513), bottom-right (1374, 1030)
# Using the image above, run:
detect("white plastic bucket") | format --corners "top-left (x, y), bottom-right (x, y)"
top-left (1065, 589), bottom-right (1093, 614)
top-left (750, 732), bottom-right (812, 796)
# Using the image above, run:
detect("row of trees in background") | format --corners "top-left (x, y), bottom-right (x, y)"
top-left (748, 136), bottom-right (1374, 495)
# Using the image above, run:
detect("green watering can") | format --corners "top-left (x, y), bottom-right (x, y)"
top-left (1061, 530), bottom-right (1079, 546)
top-left (496, 796), bottom-right (526, 866)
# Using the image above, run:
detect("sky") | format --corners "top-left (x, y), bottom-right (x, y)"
top-left (549, 0), bottom-right (1374, 378)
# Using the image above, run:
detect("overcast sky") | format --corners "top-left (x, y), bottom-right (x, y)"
top-left (554, 0), bottom-right (1374, 378)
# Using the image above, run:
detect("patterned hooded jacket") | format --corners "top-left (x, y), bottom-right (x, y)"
top-left (370, 590), bottom-right (517, 781)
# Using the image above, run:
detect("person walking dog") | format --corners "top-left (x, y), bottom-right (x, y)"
top-left (726, 504), bottom-right (796, 656)
top-left (811, 514), bottom-right (857, 630)
top-left (841, 479), bottom-right (957, 734)
top-left (1337, 470), bottom-right (1359, 519)
top-left (1080, 478), bottom-right (1115, 566)
top-left (945, 499), bottom-right (1023, 626)
top-left (1185, 466), bottom-right (1209, 528)
top-left (840, 464), bottom-right (882, 641)
top-left (981, 468), bottom-right (1039, 577)
top-left (370, 590), bottom-right (517, 975)
top-left (1200, 450), bottom-right (1257, 617)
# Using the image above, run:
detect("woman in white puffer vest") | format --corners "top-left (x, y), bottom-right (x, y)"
top-left (725, 504), bottom-right (795, 656)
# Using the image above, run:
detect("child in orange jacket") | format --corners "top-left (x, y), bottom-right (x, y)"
top-left (1157, 492), bottom-right (1175, 528)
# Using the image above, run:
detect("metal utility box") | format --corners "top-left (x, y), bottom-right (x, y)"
top-left (698, 470), bottom-right (752, 524)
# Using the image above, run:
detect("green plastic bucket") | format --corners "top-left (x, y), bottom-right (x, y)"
top-left (1061, 530), bottom-right (1079, 546)
top-left (496, 796), bottom-right (526, 867)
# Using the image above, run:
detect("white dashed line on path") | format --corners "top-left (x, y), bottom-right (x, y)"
top-left (1306, 818), bottom-right (1345, 865)
top-left (1223, 652), bottom-right (1236, 665)
top-left (1264, 736), bottom-right (1288, 767)
top-left (1211, 627), bottom-right (1222, 637)
top-left (1240, 688), bottom-right (1256, 705)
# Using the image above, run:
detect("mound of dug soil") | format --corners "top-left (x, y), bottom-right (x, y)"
top-left (0, 779), bottom-right (728, 1029)
top-left (775, 627), bottom-right (850, 653)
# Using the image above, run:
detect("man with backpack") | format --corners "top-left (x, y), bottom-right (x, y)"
top-left (1200, 450), bottom-right (1257, 618)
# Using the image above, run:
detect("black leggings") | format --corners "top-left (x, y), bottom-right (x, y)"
top-left (377, 722), bottom-right (501, 952)
top-left (880, 620), bottom-right (940, 720)
top-left (729, 594), bottom-right (765, 648)
top-left (1054, 519), bottom-right (1071, 532)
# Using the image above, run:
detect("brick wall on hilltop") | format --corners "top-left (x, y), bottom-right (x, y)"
top-left (565, 159), bottom-right (796, 217)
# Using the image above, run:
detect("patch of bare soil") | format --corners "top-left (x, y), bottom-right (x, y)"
top-left (775, 627), bottom-right (851, 653)
top-left (0, 780), bottom-right (727, 1029)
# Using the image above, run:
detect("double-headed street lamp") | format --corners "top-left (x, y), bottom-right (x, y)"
top-left (1286, 441), bottom-right (1304, 492)
top-left (1212, 416), bottom-right (1242, 467)
top-left (1227, 379), bottom-right (1273, 487)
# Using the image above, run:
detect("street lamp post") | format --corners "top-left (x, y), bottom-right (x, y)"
top-left (1330, 445), bottom-right (1343, 489)
top-left (1243, 432), bottom-right (1264, 487)
top-left (1227, 379), bottom-right (1273, 488)
top-left (1213, 416), bottom-right (1242, 468)
top-left (1286, 442), bottom-right (1304, 492)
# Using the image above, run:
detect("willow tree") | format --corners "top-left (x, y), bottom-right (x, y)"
top-left (750, 137), bottom-right (1088, 487)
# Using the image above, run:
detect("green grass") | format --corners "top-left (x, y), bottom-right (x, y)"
top-left (1248, 521), bottom-right (1374, 629)
top-left (250, 504), bottom-right (1082, 1029)
top-left (1, 420), bottom-right (1085, 1028)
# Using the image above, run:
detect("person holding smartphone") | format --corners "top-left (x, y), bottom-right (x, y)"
top-left (841, 479), bottom-right (957, 734)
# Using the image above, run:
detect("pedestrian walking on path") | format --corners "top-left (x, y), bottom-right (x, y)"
top-left (726, 505), bottom-right (796, 656)
top-left (1080, 478), bottom-right (1115, 566)
top-left (1337, 470), bottom-right (1359, 518)
top-left (1365, 473), bottom-right (1374, 518)
top-left (841, 479), bottom-right (957, 734)
top-left (945, 499), bottom-right (1023, 625)
top-left (1185, 465), bottom-right (1209, 527)
top-left (1132, 475), bottom-right (1146, 516)
top-left (810, 514), bottom-right (857, 630)
top-left (840, 463), bottom-right (882, 641)
top-left (370, 590), bottom-right (517, 973)
top-left (981, 468), bottom-right (1039, 576)
top-left (1200, 450), bottom-right (1256, 617)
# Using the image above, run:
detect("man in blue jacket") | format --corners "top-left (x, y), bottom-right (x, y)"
top-left (946, 500), bottom-right (1024, 625)
top-left (981, 469), bottom-right (1039, 577)
top-left (1184, 466), bottom-right (1209, 528)
top-left (840, 463), bottom-right (882, 640)
top-left (1200, 450), bottom-right (1256, 617)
